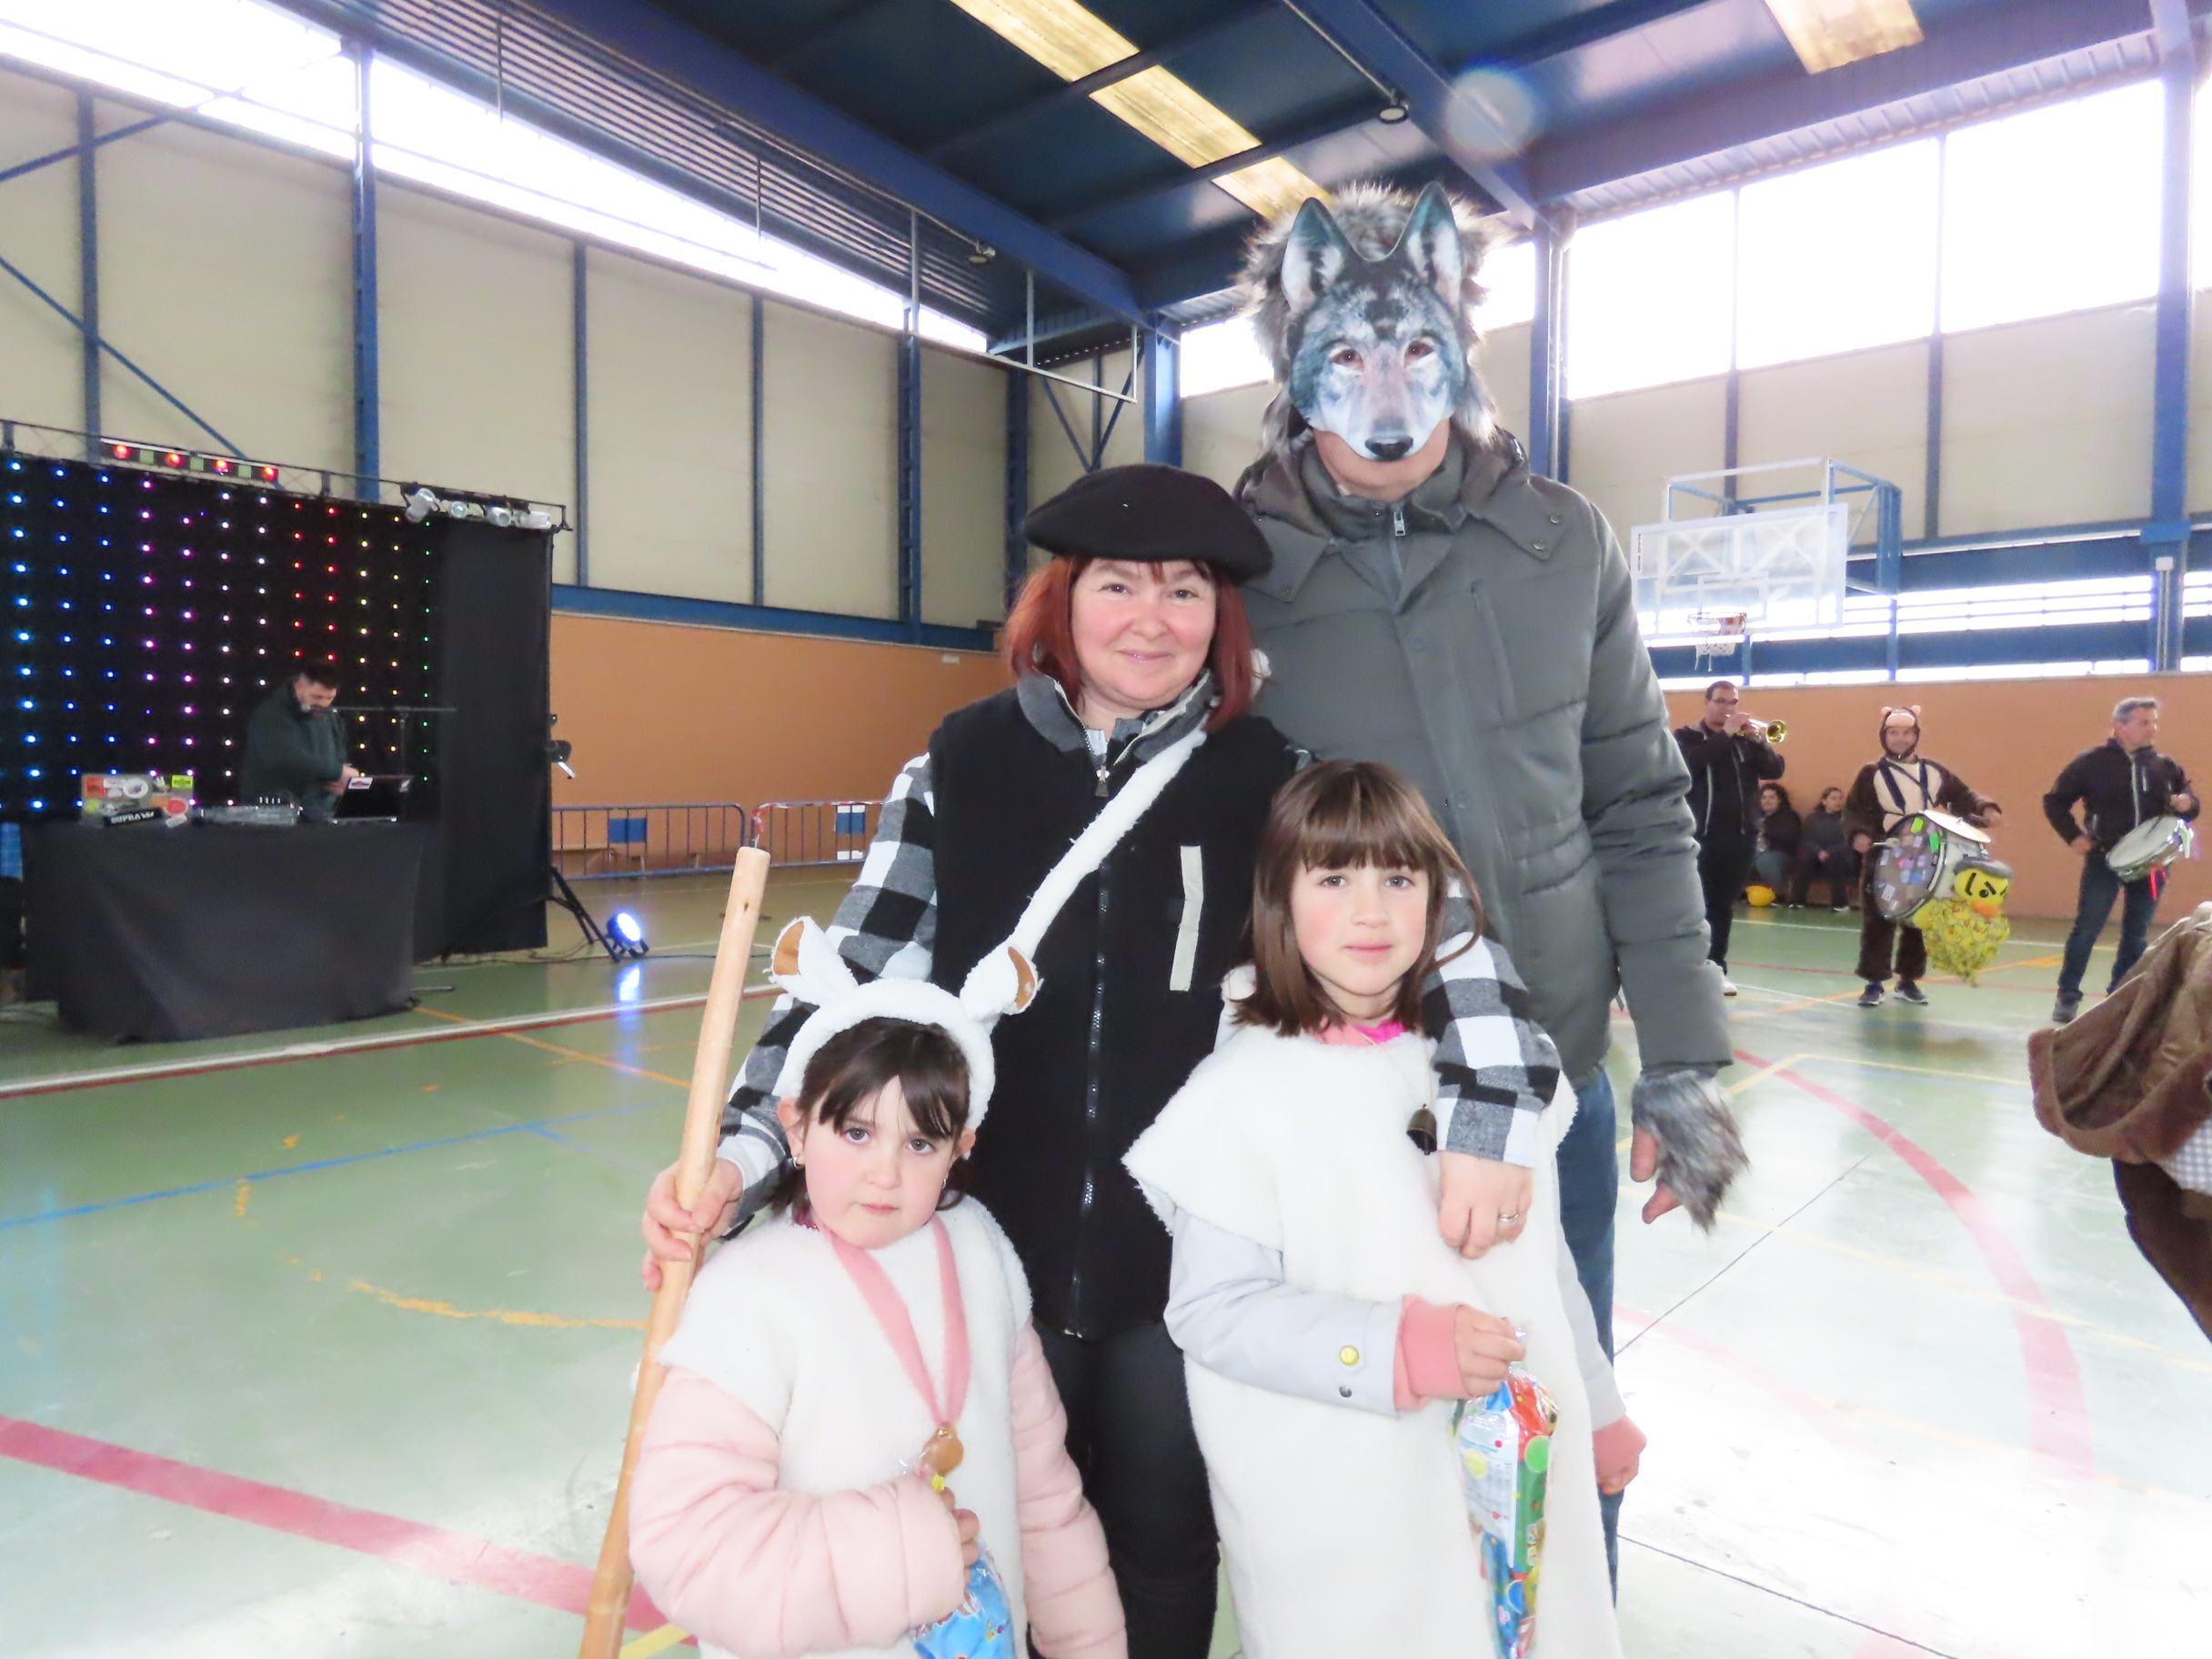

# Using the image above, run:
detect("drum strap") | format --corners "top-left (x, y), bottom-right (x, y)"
top-left (1875, 759), bottom-right (1937, 830)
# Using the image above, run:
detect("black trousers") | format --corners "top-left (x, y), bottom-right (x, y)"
top-left (1038, 1322), bottom-right (1218, 1658)
top-left (1696, 835), bottom-right (1757, 970)
top-left (1786, 846), bottom-right (1858, 907)
top-left (1855, 880), bottom-right (1927, 984)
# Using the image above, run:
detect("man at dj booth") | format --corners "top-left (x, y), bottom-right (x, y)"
top-left (239, 663), bottom-right (360, 823)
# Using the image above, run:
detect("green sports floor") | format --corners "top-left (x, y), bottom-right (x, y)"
top-left (2, 870), bottom-right (2203, 1657)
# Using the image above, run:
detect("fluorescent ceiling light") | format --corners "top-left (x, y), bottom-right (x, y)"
top-left (1763, 0), bottom-right (1923, 74)
top-left (946, 0), bottom-right (1327, 217)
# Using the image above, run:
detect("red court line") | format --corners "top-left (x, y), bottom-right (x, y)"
top-left (3, 987), bottom-right (778, 1102)
top-left (1734, 1047), bottom-right (2095, 1474)
top-left (0, 1413), bottom-right (664, 1633)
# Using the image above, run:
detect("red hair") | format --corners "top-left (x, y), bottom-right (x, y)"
top-left (1000, 557), bottom-right (1255, 731)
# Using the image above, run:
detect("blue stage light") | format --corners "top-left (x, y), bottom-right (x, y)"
top-left (612, 910), bottom-right (646, 948)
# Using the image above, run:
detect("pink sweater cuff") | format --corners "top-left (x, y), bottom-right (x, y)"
top-left (1395, 1296), bottom-right (1462, 1408)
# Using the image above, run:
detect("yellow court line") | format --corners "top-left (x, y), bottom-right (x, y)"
top-left (346, 1278), bottom-right (646, 1332)
top-left (1798, 1052), bottom-right (2025, 1089)
top-left (409, 1003), bottom-right (690, 1090)
top-left (233, 1180), bottom-right (250, 1220)
top-left (620, 1624), bottom-right (693, 1659)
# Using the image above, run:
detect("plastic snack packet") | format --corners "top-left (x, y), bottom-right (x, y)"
top-left (912, 1545), bottom-right (1015, 1659)
top-left (1453, 1357), bottom-right (1558, 1659)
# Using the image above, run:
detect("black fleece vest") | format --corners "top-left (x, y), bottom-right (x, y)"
top-left (930, 689), bottom-right (1297, 1339)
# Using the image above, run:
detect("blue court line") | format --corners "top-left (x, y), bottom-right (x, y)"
top-left (0, 1095), bottom-right (677, 1232)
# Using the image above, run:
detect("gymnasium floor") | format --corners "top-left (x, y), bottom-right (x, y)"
top-left (1, 870), bottom-right (2202, 1658)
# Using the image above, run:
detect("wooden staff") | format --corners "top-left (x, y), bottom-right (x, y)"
top-left (579, 846), bottom-right (772, 1659)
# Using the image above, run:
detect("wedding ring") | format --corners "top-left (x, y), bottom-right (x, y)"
top-left (1497, 1211), bottom-right (1521, 1224)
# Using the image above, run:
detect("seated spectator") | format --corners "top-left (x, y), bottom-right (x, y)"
top-left (1790, 786), bottom-right (1858, 910)
top-left (1751, 782), bottom-right (1800, 896)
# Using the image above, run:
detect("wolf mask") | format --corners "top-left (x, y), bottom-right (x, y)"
top-left (1240, 181), bottom-right (1502, 463)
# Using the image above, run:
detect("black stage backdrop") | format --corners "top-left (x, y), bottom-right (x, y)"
top-left (0, 453), bottom-right (551, 958)
top-left (429, 515), bottom-right (549, 955)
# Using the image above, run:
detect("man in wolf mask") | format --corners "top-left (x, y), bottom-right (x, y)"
top-left (1232, 181), bottom-right (1746, 1569)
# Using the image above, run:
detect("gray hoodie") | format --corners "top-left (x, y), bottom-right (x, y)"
top-left (1237, 431), bottom-right (1729, 1081)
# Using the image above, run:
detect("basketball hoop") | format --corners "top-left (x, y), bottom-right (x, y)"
top-left (1691, 610), bottom-right (1748, 670)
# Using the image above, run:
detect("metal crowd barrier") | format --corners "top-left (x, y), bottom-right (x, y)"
top-left (749, 799), bottom-right (883, 869)
top-left (552, 802), bottom-right (752, 880)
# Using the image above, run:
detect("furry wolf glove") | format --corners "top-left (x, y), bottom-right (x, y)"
top-left (1629, 1067), bottom-right (1749, 1231)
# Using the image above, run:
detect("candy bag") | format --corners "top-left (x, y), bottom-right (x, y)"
top-left (1454, 1362), bottom-right (1558, 1659)
top-left (912, 1546), bottom-right (1014, 1659)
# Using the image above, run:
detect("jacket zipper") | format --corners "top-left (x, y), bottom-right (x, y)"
top-left (2132, 749), bottom-right (2143, 830)
top-left (1066, 751), bottom-right (1120, 1336)
top-left (1391, 505), bottom-right (1406, 538)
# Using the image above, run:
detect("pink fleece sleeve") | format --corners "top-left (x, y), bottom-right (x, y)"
top-left (1009, 1323), bottom-right (1128, 1659)
top-left (628, 1367), bottom-right (966, 1657)
top-left (1394, 1296), bottom-right (1464, 1409)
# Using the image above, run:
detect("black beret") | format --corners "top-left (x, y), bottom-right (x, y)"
top-left (1023, 464), bottom-right (1273, 583)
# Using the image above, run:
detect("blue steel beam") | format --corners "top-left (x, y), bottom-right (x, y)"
top-left (0, 249), bottom-right (240, 456)
top-left (898, 213), bottom-right (925, 640)
top-left (511, 0), bottom-right (1139, 320)
top-left (76, 95), bottom-right (99, 458)
top-left (1142, 329), bottom-right (1181, 466)
top-left (1006, 365), bottom-right (1031, 608)
top-left (1274, 0), bottom-right (1535, 221)
top-left (572, 242), bottom-right (589, 587)
top-left (1525, 215), bottom-right (1566, 478)
top-left (751, 294), bottom-right (767, 605)
top-left (348, 39), bottom-right (380, 488)
top-left (2147, 26), bottom-right (2197, 670)
top-left (1532, 0), bottom-right (2161, 204)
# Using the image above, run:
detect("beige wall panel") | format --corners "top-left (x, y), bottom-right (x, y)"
top-left (1940, 305), bottom-right (2153, 535)
top-left (761, 299), bottom-right (897, 618)
top-left (1739, 340), bottom-right (1929, 544)
top-left (1567, 377), bottom-right (1727, 539)
top-left (96, 111), bottom-right (349, 471)
top-left (585, 248), bottom-right (752, 603)
top-left (1183, 381), bottom-right (1272, 492)
top-left (1028, 347), bottom-right (1143, 508)
top-left (377, 186), bottom-right (576, 578)
top-left (1481, 323), bottom-right (1533, 450)
top-left (921, 347), bottom-right (1009, 629)
top-left (0, 70), bottom-right (82, 433)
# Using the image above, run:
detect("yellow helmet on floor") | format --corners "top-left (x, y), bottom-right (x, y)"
top-left (1745, 885), bottom-right (1776, 908)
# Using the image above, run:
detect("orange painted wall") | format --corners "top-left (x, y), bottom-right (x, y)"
top-left (1664, 676), bottom-right (2212, 921)
top-left (550, 614), bottom-right (2207, 924)
top-left (548, 613), bottom-right (1009, 809)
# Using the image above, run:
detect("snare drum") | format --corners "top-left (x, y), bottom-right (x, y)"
top-left (1872, 809), bottom-right (2007, 923)
top-left (2106, 814), bottom-right (2193, 883)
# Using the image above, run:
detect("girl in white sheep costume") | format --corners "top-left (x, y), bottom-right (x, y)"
top-left (627, 732), bottom-right (1207, 1659)
top-left (1124, 761), bottom-right (1634, 1659)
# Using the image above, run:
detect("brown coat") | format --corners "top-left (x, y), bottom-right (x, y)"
top-left (1841, 755), bottom-right (1996, 846)
top-left (2027, 902), bottom-right (2212, 1341)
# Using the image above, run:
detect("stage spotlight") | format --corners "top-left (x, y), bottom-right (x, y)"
top-left (403, 488), bottom-right (439, 524)
top-left (611, 910), bottom-right (649, 958)
top-left (488, 507), bottom-right (515, 528)
top-left (446, 499), bottom-right (474, 520)
top-left (519, 509), bottom-right (554, 532)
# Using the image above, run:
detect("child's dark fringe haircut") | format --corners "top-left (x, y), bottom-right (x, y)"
top-left (1237, 760), bottom-right (1483, 1037)
top-left (770, 1016), bottom-right (974, 1217)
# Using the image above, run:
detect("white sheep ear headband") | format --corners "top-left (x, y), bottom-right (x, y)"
top-left (770, 726), bottom-right (1206, 1136)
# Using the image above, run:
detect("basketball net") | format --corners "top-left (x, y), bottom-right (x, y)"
top-left (1691, 610), bottom-right (1748, 671)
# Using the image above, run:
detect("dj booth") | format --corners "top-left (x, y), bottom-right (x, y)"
top-left (4, 453), bottom-right (558, 1042)
top-left (25, 821), bottom-right (433, 1041)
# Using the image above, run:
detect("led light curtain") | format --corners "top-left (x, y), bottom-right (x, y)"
top-left (0, 453), bottom-right (439, 818)
top-left (1, 451), bottom-right (553, 956)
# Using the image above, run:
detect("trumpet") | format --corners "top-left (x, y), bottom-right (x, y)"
top-left (1738, 716), bottom-right (1786, 743)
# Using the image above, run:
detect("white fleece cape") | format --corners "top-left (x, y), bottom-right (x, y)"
top-left (1123, 1026), bottom-right (1622, 1659)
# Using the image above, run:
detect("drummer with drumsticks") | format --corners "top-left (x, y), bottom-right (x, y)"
top-left (2044, 696), bottom-right (2200, 1025)
top-left (1843, 707), bottom-right (2002, 1009)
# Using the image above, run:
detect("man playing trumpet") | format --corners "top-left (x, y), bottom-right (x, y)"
top-left (1843, 706), bottom-right (2000, 1008)
top-left (1674, 679), bottom-right (1785, 995)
